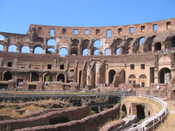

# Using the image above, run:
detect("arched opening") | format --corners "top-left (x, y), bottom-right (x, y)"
top-left (46, 48), bottom-right (55, 54)
top-left (49, 29), bottom-right (55, 37)
top-left (128, 74), bottom-right (136, 86)
top-left (70, 39), bottom-right (79, 56)
top-left (94, 49), bottom-right (100, 56)
top-left (59, 47), bottom-right (68, 57)
top-left (21, 46), bottom-right (30, 53)
top-left (47, 38), bottom-right (56, 46)
top-left (57, 74), bottom-right (65, 82)
top-left (93, 40), bottom-right (103, 48)
top-left (3, 71), bottom-right (12, 81)
top-left (136, 104), bottom-right (145, 120)
top-left (31, 72), bottom-right (39, 81)
top-left (159, 68), bottom-right (171, 84)
top-left (104, 48), bottom-right (110, 56)
top-left (49, 117), bottom-right (69, 125)
top-left (121, 105), bottom-right (127, 118)
top-left (115, 48), bottom-right (122, 55)
top-left (0, 35), bottom-right (5, 40)
top-left (139, 74), bottom-right (147, 87)
top-left (154, 42), bottom-right (161, 52)
top-left (109, 70), bottom-right (116, 84)
top-left (120, 70), bottom-right (126, 83)
top-left (44, 74), bottom-right (52, 81)
top-left (165, 36), bottom-right (175, 49)
top-left (8, 45), bottom-right (18, 52)
top-left (143, 36), bottom-right (155, 52)
top-left (106, 29), bottom-right (112, 38)
top-left (166, 22), bottom-right (171, 30)
top-left (139, 37), bottom-right (145, 46)
top-left (82, 48), bottom-right (89, 56)
top-left (0, 44), bottom-right (4, 51)
top-left (81, 39), bottom-right (90, 55)
top-left (33, 46), bottom-right (44, 54)
top-left (111, 39), bottom-right (123, 55)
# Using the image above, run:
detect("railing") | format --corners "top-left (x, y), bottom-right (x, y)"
top-left (126, 95), bottom-right (168, 131)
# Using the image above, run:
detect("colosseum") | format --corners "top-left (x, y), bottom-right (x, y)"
top-left (0, 18), bottom-right (175, 131)
top-left (0, 18), bottom-right (175, 90)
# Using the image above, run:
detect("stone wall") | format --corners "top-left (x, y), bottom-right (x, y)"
top-left (0, 106), bottom-right (90, 131)
top-left (15, 104), bottom-right (120, 131)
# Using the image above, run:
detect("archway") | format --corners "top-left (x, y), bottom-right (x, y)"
top-left (33, 45), bottom-right (44, 54)
top-left (59, 47), bottom-right (68, 57)
top-left (3, 71), bottom-right (12, 81)
top-left (128, 74), bottom-right (136, 86)
top-left (121, 105), bottom-right (127, 118)
top-left (139, 74), bottom-right (147, 87)
top-left (104, 48), bottom-right (110, 56)
top-left (154, 42), bottom-right (161, 52)
top-left (21, 46), bottom-right (30, 53)
top-left (120, 70), bottom-right (126, 83)
top-left (44, 74), bottom-right (52, 81)
top-left (136, 104), bottom-right (145, 120)
top-left (108, 70), bottom-right (116, 84)
top-left (57, 74), bottom-right (65, 82)
top-left (31, 72), bottom-right (39, 81)
top-left (159, 68), bottom-right (171, 84)
top-left (8, 45), bottom-right (18, 52)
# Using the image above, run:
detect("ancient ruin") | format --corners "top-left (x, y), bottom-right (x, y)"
top-left (0, 18), bottom-right (175, 131)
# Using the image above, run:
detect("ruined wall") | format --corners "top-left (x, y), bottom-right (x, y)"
top-left (0, 18), bottom-right (175, 89)
top-left (15, 104), bottom-right (120, 131)
top-left (0, 106), bottom-right (90, 131)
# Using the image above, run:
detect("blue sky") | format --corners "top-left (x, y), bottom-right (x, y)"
top-left (0, 0), bottom-right (175, 34)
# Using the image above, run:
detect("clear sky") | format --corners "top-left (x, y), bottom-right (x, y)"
top-left (0, 0), bottom-right (175, 34)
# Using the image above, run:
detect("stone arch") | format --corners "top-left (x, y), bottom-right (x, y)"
top-left (57, 74), bottom-right (65, 82)
top-left (111, 39), bottom-right (123, 55)
top-left (81, 39), bottom-right (90, 55)
top-left (132, 37), bottom-right (145, 53)
top-left (159, 67), bottom-right (171, 84)
top-left (33, 45), bottom-right (44, 54)
top-left (44, 73), bottom-right (52, 81)
top-left (128, 74), bottom-right (136, 86)
top-left (143, 36), bottom-right (155, 52)
top-left (108, 69), bottom-right (116, 84)
top-left (93, 40), bottom-right (103, 48)
top-left (8, 45), bottom-right (18, 52)
top-left (3, 71), bottom-right (12, 81)
top-left (115, 47), bottom-right (122, 55)
top-left (21, 45), bottom-right (30, 53)
top-left (120, 70), bottom-right (126, 83)
top-left (31, 72), bottom-right (39, 81)
top-left (165, 36), bottom-right (175, 49)
top-left (123, 38), bottom-right (133, 54)
top-left (104, 48), bottom-right (110, 56)
top-left (121, 104), bottom-right (127, 118)
top-left (136, 104), bottom-right (145, 120)
top-left (59, 47), bottom-right (68, 57)
top-left (70, 39), bottom-right (79, 56)
top-left (46, 48), bottom-right (55, 54)
top-left (139, 74), bottom-right (147, 87)
top-left (82, 49), bottom-right (89, 56)
top-left (47, 38), bottom-right (56, 46)
top-left (154, 42), bottom-right (161, 52)
top-left (94, 49), bottom-right (100, 56)
top-left (0, 35), bottom-right (5, 41)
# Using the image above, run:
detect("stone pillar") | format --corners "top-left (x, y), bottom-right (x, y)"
top-left (154, 68), bottom-right (159, 84)
top-left (95, 61), bottom-right (101, 86)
